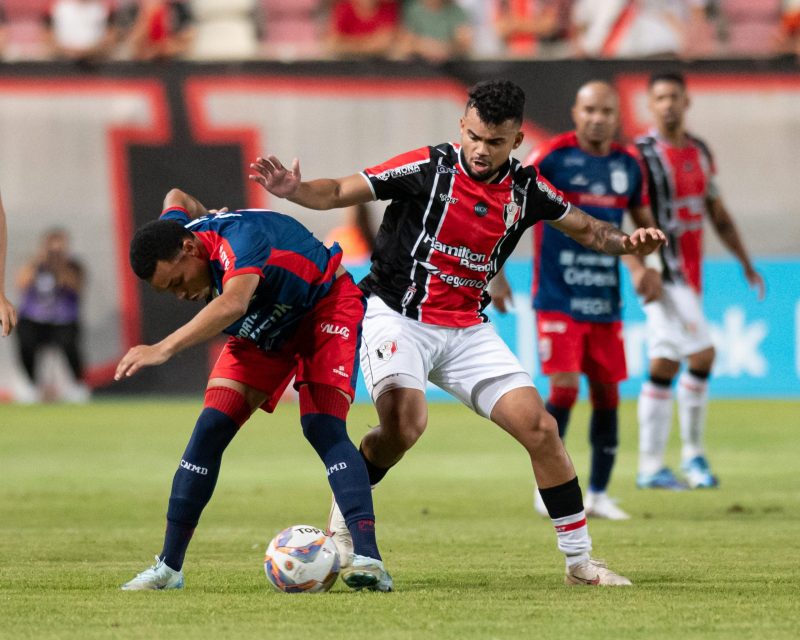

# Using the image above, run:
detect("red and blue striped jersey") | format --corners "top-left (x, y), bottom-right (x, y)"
top-left (527, 132), bottom-right (649, 323)
top-left (162, 207), bottom-right (343, 351)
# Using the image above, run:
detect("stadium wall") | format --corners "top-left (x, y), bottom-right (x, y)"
top-left (0, 60), bottom-right (796, 400)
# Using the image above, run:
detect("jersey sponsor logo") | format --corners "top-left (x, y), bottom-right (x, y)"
top-left (376, 340), bottom-right (397, 361)
top-left (570, 297), bottom-right (613, 315)
top-left (180, 459), bottom-right (208, 475)
top-left (541, 320), bottom-right (568, 333)
top-left (422, 233), bottom-right (487, 264)
top-left (218, 245), bottom-right (232, 271)
top-left (238, 303), bottom-right (292, 340)
top-left (320, 322), bottom-right (350, 340)
top-left (563, 268), bottom-right (618, 287)
top-left (474, 201), bottom-right (489, 217)
top-left (536, 179), bottom-right (565, 204)
top-left (564, 155), bottom-right (586, 166)
top-left (433, 271), bottom-right (486, 290)
top-left (513, 184), bottom-right (527, 196)
top-left (331, 365), bottom-right (349, 378)
top-left (570, 173), bottom-right (589, 186)
top-left (375, 163), bottom-right (422, 181)
top-left (503, 201), bottom-right (521, 228)
top-left (436, 165), bottom-right (459, 175)
top-left (439, 193), bottom-right (459, 204)
top-left (610, 166), bottom-right (629, 194)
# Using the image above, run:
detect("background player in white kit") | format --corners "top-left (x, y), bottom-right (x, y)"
top-left (635, 72), bottom-right (765, 490)
top-left (251, 80), bottom-right (665, 586)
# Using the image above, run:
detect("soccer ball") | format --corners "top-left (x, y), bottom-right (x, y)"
top-left (264, 525), bottom-right (340, 593)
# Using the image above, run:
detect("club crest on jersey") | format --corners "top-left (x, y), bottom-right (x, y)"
top-left (503, 201), bottom-right (521, 228)
top-left (376, 340), bottom-right (397, 361)
top-left (474, 201), bottom-right (489, 217)
top-left (610, 167), bottom-right (629, 194)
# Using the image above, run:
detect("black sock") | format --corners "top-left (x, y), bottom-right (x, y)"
top-left (588, 409), bottom-right (619, 493)
top-left (545, 401), bottom-right (572, 439)
top-left (538, 476), bottom-right (584, 519)
top-left (359, 444), bottom-right (391, 486)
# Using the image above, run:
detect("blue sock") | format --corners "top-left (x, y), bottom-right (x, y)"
top-left (301, 412), bottom-right (381, 561)
top-left (545, 401), bottom-right (573, 439)
top-left (161, 407), bottom-right (239, 570)
top-left (589, 408), bottom-right (619, 493)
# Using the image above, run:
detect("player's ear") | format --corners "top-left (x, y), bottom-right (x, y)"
top-left (512, 130), bottom-right (524, 150)
top-left (183, 237), bottom-right (199, 256)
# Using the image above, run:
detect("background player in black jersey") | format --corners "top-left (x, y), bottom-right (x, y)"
top-left (251, 80), bottom-right (665, 586)
top-left (0, 189), bottom-right (17, 337)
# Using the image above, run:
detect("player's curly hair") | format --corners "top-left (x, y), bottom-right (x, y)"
top-left (130, 220), bottom-right (193, 281)
top-left (465, 80), bottom-right (525, 126)
top-left (648, 71), bottom-right (686, 90)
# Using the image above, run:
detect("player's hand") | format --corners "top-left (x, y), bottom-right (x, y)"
top-left (633, 267), bottom-right (663, 303)
top-left (744, 266), bottom-right (766, 300)
top-left (488, 278), bottom-right (514, 314)
top-left (114, 343), bottom-right (172, 380)
top-left (0, 294), bottom-right (17, 337)
top-left (249, 155), bottom-right (301, 199)
top-left (623, 227), bottom-right (666, 256)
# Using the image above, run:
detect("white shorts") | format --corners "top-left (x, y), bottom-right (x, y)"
top-left (643, 281), bottom-right (713, 361)
top-left (360, 296), bottom-right (534, 418)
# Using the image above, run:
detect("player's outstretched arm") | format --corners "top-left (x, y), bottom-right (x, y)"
top-left (0, 191), bottom-right (17, 337)
top-left (163, 188), bottom-right (211, 219)
top-left (249, 155), bottom-right (373, 211)
top-left (550, 206), bottom-right (666, 256)
top-left (707, 196), bottom-right (765, 299)
top-left (114, 273), bottom-right (260, 380)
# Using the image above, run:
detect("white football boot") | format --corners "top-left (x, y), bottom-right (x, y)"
top-left (326, 498), bottom-right (354, 568)
top-left (584, 492), bottom-right (631, 520)
top-left (565, 558), bottom-right (632, 586)
top-left (121, 556), bottom-right (184, 590)
top-left (341, 555), bottom-right (393, 592)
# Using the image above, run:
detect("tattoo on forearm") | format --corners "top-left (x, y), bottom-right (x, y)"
top-left (593, 221), bottom-right (627, 255)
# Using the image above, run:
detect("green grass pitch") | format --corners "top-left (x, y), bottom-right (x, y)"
top-left (1, 398), bottom-right (798, 639)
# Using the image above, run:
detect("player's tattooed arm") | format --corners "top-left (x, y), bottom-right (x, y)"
top-left (163, 188), bottom-right (211, 219)
top-left (549, 206), bottom-right (666, 256)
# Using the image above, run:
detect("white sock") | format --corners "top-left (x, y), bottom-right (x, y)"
top-left (638, 381), bottom-right (674, 475)
top-left (551, 511), bottom-right (592, 566)
top-left (677, 371), bottom-right (709, 462)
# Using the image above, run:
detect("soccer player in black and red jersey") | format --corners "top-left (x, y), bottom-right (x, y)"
top-left (250, 80), bottom-right (665, 586)
top-left (634, 72), bottom-right (765, 490)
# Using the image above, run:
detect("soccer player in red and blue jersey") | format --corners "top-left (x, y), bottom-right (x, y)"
top-left (495, 81), bottom-right (662, 520)
top-left (251, 80), bottom-right (667, 586)
top-left (117, 188), bottom-right (392, 591)
top-left (635, 72), bottom-right (764, 490)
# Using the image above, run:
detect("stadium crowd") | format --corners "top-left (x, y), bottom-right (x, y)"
top-left (0, 0), bottom-right (797, 63)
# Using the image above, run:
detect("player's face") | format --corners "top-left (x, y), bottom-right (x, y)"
top-left (572, 84), bottom-right (619, 150)
top-left (150, 242), bottom-right (212, 302)
top-left (459, 106), bottom-right (523, 182)
top-left (648, 80), bottom-right (689, 132)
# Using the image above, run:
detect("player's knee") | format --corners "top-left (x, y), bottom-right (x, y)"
top-left (528, 410), bottom-right (560, 451)
top-left (689, 347), bottom-right (715, 373)
top-left (380, 407), bottom-right (427, 451)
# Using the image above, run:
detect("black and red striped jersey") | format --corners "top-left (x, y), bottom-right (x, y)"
top-left (636, 131), bottom-right (718, 293)
top-left (359, 142), bottom-right (570, 327)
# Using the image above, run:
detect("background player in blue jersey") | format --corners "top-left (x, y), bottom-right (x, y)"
top-left (251, 80), bottom-right (667, 586)
top-left (116, 188), bottom-right (392, 592)
top-left (493, 81), bottom-right (662, 520)
top-left (0, 188), bottom-right (17, 337)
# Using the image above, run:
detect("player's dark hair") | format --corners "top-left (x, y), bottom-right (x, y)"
top-left (648, 72), bottom-right (686, 90)
top-left (129, 219), bottom-right (193, 281)
top-left (466, 80), bottom-right (525, 126)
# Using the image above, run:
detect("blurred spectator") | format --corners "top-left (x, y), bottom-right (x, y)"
top-left (15, 228), bottom-right (89, 403)
top-left (323, 203), bottom-right (376, 265)
top-left (572, 0), bottom-right (710, 59)
top-left (43, 0), bottom-right (118, 63)
top-left (116, 0), bottom-right (195, 62)
top-left (0, 5), bottom-right (7, 58)
top-left (455, 0), bottom-right (503, 57)
top-left (778, 0), bottom-right (800, 57)
top-left (261, 0), bottom-right (324, 60)
top-left (715, 0), bottom-right (782, 57)
top-left (494, 0), bottom-right (573, 59)
top-left (397, 0), bottom-right (472, 63)
top-left (327, 0), bottom-right (400, 59)
top-left (188, 0), bottom-right (260, 60)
